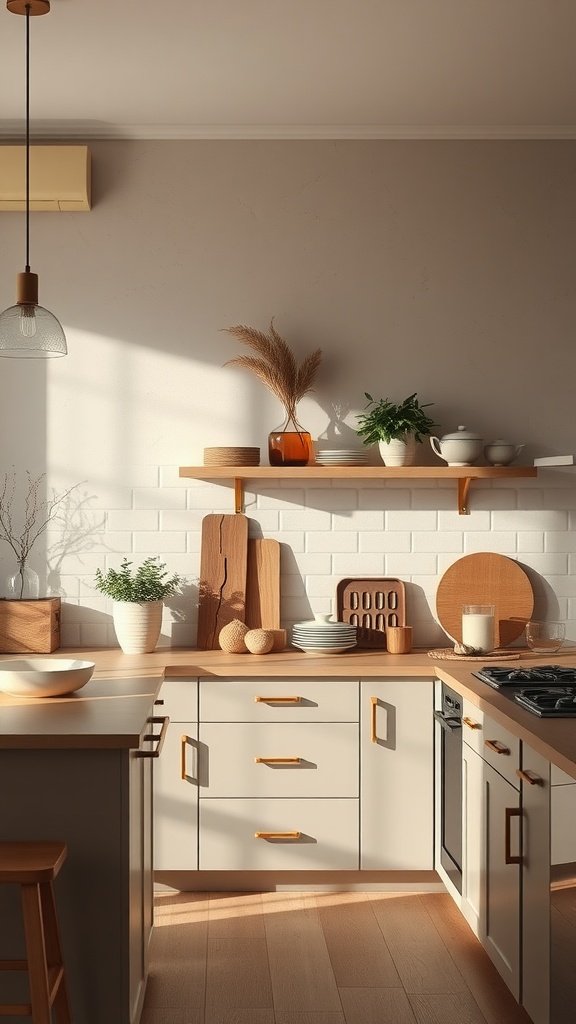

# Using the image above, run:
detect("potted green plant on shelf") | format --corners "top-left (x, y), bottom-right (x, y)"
top-left (94, 557), bottom-right (181, 654)
top-left (356, 392), bottom-right (436, 466)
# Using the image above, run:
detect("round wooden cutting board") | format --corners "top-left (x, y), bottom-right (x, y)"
top-left (435, 552), bottom-right (534, 648)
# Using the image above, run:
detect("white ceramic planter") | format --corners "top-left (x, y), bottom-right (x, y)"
top-left (112, 600), bottom-right (163, 654)
top-left (378, 434), bottom-right (417, 467)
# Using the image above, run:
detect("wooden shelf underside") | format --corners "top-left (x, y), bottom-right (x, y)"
top-left (179, 465), bottom-right (537, 515)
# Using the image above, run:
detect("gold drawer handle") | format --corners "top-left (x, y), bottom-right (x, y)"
top-left (254, 757), bottom-right (301, 764)
top-left (181, 734), bottom-right (187, 780)
top-left (254, 695), bottom-right (302, 703)
top-left (254, 831), bottom-right (301, 840)
top-left (371, 696), bottom-right (378, 743)
top-left (463, 716), bottom-right (481, 729)
top-left (516, 768), bottom-right (543, 786)
top-left (484, 739), bottom-right (510, 755)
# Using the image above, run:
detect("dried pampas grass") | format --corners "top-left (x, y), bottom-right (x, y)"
top-left (222, 320), bottom-right (322, 424)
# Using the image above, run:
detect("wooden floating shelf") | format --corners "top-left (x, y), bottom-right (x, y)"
top-left (179, 465), bottom-right (538, 515)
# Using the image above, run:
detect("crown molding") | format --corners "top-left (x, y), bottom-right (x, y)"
top-left (1, 121), bottom-right (576, 140)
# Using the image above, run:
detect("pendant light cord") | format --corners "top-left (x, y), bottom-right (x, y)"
top-left (25, 2), bottom-right (31, 274)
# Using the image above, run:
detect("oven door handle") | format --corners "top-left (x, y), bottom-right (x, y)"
top-left (433, 710), bottom-right (462, 732)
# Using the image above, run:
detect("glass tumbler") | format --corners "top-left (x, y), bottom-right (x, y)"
top-left (525, 620), bottom-right (565, 654)
top-left (462, 604), bottom-right (495, 653)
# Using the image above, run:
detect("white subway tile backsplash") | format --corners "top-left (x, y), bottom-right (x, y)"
top-left (359, 489), bottom-right (411, 510)
top-left (332, 510), bottom-right (384, 531)
top-left (464, 532), bottom-right (517, 553)
top-left (133, 533), bottom-right (187, 553)
top-left (108, 510), bottom-right (159, 532)
top-left (360, 532), bottom-right (411, 553)
top-left (134, 487), bottom-right (187, 510)
top-left (438, 510), bottom-right (491, 532)
top-left (307, 532), bottom-right (358, 553)
top-left (280, 509), bottom-right (332, 531)
top-left (333, 553), bottom-right (385, 576)
top-left (386, 510), bottom-right (437, 532)
top-left (55, 469), bottom-right (576, 650)
top-left (385, 553), bottom-right (439, 576)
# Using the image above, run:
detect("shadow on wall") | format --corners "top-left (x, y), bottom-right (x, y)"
top-left (59, 580), bottom-right (198, 648)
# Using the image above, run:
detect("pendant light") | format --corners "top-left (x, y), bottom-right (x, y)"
top-left (0, 0), bottom-right (66, 357)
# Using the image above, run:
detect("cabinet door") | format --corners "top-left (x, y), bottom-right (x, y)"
top-left (153, 720), bottom-right (199, 870)
top-left (360, 679), bottom-right (434, 870)
top-left (128, 747), bottom-right (153, 1024)
top-left (521, 744), bottom-right (550, 1024)
top-left (483, 760), bottom-right (521, 1000)
top-left (461, 742), bottom-right (484, 937)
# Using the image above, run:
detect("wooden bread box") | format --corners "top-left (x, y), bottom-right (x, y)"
top-left (0, 597), bottom-right (61, 653)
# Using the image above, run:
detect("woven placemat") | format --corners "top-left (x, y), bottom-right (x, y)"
top-left (428, 648), bottom-right (521, 662)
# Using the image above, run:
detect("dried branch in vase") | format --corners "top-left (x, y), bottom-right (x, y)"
top-left (222, 319), bottom-right (322, 427)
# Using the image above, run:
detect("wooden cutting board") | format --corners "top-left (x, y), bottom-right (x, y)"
top-left (197, 513), bottom-right (249, 650)
top-left (245, 538), bottom-right (281, 630)
top-left (436, 552), bottom-right (534, 648)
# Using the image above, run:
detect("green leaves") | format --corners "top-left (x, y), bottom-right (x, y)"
top-left (356, 393), bottom-right (436, 446)
top-left (94, 557), bottom-right (181, 602)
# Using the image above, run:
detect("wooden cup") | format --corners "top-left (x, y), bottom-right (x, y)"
top-left (386, 625), bottom-right (413, 654)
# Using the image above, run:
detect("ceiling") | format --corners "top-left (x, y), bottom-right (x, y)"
top-left (1, 0), bottom-right (575, 139)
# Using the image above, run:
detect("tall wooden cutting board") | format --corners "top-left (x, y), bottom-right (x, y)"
top-left (197, 513), bottom-right (249, 650)
top-left (435, 552), bottom-right (534, 648)
top-left (245, 538), bottom-right (281, 630)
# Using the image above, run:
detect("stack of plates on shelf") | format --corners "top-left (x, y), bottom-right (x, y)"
top-left (203, 447), bottom-right (260, 466)
top-left (292, 616), bottom-right (358, 654)
top-left (315, 449), bottom-right (369, 466)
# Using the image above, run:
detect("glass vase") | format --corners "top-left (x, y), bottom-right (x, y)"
top-left (268, 412), bottom-right (313, 467)
top-left (6, 565), bottom-right (40, 600)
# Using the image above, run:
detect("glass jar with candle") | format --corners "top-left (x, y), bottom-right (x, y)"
top-left (462, 604), bottom-right (495, 653)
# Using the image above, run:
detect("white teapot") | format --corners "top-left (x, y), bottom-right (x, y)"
top-left (483, 440), bottom-right (525, 466)
top-left (430, 425), bottom-right (483, 467)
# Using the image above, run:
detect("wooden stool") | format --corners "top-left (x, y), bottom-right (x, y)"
top-left (0, 841), bottom-right (72, 1023)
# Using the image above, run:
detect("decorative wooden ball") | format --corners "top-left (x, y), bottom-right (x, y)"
top-left (218, 619), bottom-right (249, 653)
top-left (244, 628), bottom-right (275, 655)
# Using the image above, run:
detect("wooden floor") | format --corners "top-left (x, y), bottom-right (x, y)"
top-left (141, 890), bottom-right (534, 1024)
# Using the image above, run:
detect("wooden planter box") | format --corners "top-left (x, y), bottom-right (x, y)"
top-left (0, 598), bottom-right (61, 654)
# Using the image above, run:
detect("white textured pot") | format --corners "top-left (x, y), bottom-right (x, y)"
top-left (378, 434), bottom-right (417, 467)
top-left (112, 600), bottom-right (163, 654)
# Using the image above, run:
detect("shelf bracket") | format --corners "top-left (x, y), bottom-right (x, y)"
top-left (458, 477), bottom-right (473, 515)
top-left (234, 477), bottom-right (244, 514)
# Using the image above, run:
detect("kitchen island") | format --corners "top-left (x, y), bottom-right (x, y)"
top-left (0, 670), bottom-right (163, 1024)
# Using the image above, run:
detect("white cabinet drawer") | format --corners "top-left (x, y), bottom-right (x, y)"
top-left (551, 784), bottom-right (576, 865)
top-left (462, 698), bottom-right (520, 789)
top-left (199, 722), bottom-right (358, 798)
top-left (199, 798), bottom-right (359, 870)
top-left (158, 679), bottom-right (198, 722)
top-left (200, 678), bottom-right (358, 722)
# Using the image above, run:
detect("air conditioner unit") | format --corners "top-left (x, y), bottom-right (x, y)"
top-left (0, 145), bottom-right (91, 211)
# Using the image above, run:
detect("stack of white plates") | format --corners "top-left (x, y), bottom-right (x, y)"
top-left (315, 449), bottom-right (369, 466)
top-left (292, 617), bottom-right (357, 654)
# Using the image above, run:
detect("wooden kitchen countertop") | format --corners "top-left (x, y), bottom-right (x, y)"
top-left (2, 646), bottom-right (576, 777)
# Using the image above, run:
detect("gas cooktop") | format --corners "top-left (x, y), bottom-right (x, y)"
top-left (473, 665), bottom-right (576, 690)
top-left (472, 665), bottom-right (576, 717)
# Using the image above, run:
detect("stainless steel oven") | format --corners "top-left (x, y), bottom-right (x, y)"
top-left (434, 683), bottom-right (463, 894)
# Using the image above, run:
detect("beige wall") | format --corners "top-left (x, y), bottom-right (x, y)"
top-left (0, 140), bottom-right (574, 645)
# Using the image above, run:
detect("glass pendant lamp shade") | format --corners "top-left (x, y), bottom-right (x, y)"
top-left (0, 0), bottom-right (67, 357)
top-left (0, 271), bottom-right (67, 357)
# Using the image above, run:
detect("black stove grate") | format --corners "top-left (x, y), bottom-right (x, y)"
top-left (473, 665), bottom-right (576, 689)
top-left (514, 686), bottom-right (576, 717)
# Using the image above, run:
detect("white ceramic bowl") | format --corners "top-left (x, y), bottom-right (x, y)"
top-left (0, 658), bottom-right (95, 698)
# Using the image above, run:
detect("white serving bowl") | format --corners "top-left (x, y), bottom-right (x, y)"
top-left (0, 658), bottom-right (95, 698)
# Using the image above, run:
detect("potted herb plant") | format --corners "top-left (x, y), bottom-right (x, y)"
top-left (356, 392), bottom-right (436, 466)
top-left (94, 557), bottom-right (181, 654)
